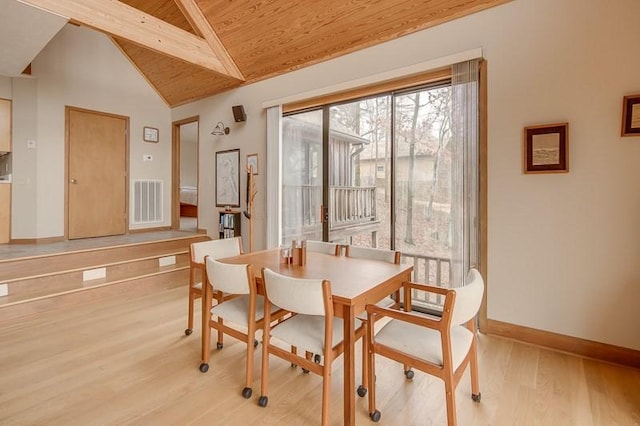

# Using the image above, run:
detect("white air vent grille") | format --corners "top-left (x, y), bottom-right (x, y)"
top-left (133, 180), bottom-right (163, 224)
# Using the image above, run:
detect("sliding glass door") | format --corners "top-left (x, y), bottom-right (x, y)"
top-left (328, 97), bottom-right (391, 248)
top-left (393, 84), bottom-right (455, 307)
top-left (281, 110), bottom-right (323, 245)
top-left (277, 60), bottom-right (480, 300)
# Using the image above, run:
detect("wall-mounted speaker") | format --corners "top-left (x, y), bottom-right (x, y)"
top-left (232, 105), bottom-right (247, 122)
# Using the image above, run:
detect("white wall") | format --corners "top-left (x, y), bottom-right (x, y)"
top-left (11, 78), bottom-right (37, 237)
top-left (13, 24), bottom-right (172, 237)
top-left (0, 77), bottom-right (11, 98)
top-left (172, 0), bottom-right (640, 351)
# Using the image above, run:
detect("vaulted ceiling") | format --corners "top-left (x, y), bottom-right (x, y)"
top-left (12, 0), bottom-right (511, 107)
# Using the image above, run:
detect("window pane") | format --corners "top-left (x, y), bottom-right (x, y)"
top-left (394, 85), bottom-right (453, 307)
top-left (281, 110), bottom-right (323, 244)
top-left (328, 97), bottom-right (391, 248)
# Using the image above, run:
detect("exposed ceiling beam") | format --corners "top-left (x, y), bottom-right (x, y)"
top-left (16, 0), bottom-right (244, 80)
top-left (173, 0), bottom-right (243, 81)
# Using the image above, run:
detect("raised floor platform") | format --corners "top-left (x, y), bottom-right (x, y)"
top-left (0, 230), bottom-right (209, 322)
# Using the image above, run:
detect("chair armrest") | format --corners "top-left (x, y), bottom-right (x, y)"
top-left (366, 304), bottom-right (444, 331)
top-left (403, 281), bottom-right (452, 297)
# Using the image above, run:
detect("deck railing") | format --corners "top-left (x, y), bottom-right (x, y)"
top-left (330, 185), bottom-right (377, 229)
top-left (282, 185), bottom-right (378, 237)
top-left (401, 252), bottom-right (451, 308)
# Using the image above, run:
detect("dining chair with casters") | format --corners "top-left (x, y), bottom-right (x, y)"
top-left (258, 268), bottom-right (361, 426)
top-left (200, 258), bottom-right (288, 398)
top-left (290, 240), bottom-right (341, 370)
top-left (306, 240), bottom-right (341, 256)
top-left (345, 245), bottom-right (401, 398)
top-left (365, 268), bottom-right (485, 425)
top-left (185, 237), bottom-right (242, 338)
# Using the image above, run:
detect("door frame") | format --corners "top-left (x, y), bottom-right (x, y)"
top-left (64, 106), bottom-right (130, 240)
top-left (171, 116), bottom-right (199, 230)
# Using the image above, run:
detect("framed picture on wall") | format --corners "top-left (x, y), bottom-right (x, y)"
top-left (215, 149), bottom-right (240, 207)
top-left (523, 123), bottom-right (569, 174)
top-left (621, 94), bottom-right (640, 136)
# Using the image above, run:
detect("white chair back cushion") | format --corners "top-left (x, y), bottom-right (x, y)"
top-left (346, 245), bottom-right (398, 264)
top-left (206, 259), bottom-right (250, 295)
top-left (191, 237), bottom-right (241, 263)
top-left (306, 240), bottom-right (339, 256)
top-left (450, 268), bottom-right (484, 326)
top-left (263, 268), bottom-right (326, 316)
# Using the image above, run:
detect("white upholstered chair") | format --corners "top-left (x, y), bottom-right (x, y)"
top-left (345, 245), bottom-right (401, 397)
top-left (185, 237), bottom-right (242, 336)
top-left (365, 268), bottom-right (485, 425)
top-left (201, 259), bottom-right (287, 398)
top-left (306, 240), bottom-right (341, 256)
top-left (258, 268), bottom-right (358, 426)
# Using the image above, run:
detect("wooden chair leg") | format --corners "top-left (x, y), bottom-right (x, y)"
top-left (444, 380), bottom-right (457, 426)
top-left (469, 337), bottom-right (481, 399)
top-left (367, 337), bottom-right (379, 420)
top-left (245, 331), bottom-right (255, 393)
top-left (186, 289), bottom-right (195, 332)
top-left (321, 361), bottom-right (331, 426)
top-left (217, 318), bottom-right (224, 348)
top-left (259, 330), bottom-right (270, 407)
top-left (361, 323), bottom-right (368, 390)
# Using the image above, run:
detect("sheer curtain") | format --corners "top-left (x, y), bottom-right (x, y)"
top-left (450, 59), bottom-right (480, 287)
top-left (266, 105), bottom-right (283, 249)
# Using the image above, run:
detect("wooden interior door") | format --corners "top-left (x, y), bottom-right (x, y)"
top-left (67, 108), bottom-right (127, 239)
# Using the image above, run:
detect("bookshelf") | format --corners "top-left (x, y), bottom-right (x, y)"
top-left (218, 211), bottom-right (241, 239)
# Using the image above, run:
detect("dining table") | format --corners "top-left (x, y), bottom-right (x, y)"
top-left (201, 248), bottom-right (413, 425)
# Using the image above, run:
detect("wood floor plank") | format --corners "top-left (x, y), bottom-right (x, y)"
top-left (1, 286), bottom-right (639, 426)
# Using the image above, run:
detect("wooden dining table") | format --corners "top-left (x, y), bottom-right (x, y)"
top-left (201, 248), bottom-right (413, 425)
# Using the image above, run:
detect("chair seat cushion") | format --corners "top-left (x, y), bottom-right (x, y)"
top-left (211, 295), bottom-right (275, 328)
top-left (375, 320), bottom-right (473, 370)
top-left (270, 314), bottom-right (361, 355)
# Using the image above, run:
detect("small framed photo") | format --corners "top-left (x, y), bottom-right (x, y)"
top-left (246, 153), bottom-right (258, 175)
top-left (621, 94), bottom-right (640, 136)
top-left (143, 126), bottom-right (159, 143)
top-left (523, 123), bottom-right (569, 174)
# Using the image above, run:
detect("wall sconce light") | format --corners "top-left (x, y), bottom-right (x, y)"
top-left (211, 121), bottom-right (230, 135)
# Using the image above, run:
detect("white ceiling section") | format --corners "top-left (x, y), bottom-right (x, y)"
top-left (0, 0), bottom-right (67, 76)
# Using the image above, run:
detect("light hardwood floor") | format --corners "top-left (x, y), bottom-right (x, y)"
top-left (0, 286), bottom-right (638, 426)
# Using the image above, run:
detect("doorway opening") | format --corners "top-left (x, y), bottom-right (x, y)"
top-left (172, 117), bottom-right (199, 232)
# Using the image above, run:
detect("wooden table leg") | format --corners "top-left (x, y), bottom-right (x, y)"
top-left (343, 305), bottom-right (356, 425)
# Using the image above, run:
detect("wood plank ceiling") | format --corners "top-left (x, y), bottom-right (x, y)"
top-left (28, 0), bottom-right (513, 107)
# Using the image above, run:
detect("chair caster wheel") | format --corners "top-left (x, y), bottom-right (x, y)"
top-left (258, 396), bottom-right (268, 407)
top-left (199, 363), bottom-right (209, 373)
top-left (472, 392), bottom-right (481, 402)
top-left (254, 339), bottom-right (259, 348)
top-left (314, 354), bottom-right (321, 363)
top-left (370, 410), bottom-right (381, 422)
top-left (357, 385), bottom-right (367, 397)
top-left (404, 369), bottom-right (414, 379)
top-left (216, 342), bottom-right (223, 350)
top-left (242, 387), bottom-right (252, 399)
top-left (302, 368), bottom-right (310, 374)
top-left (184, 328), bottom-right (193, 336)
